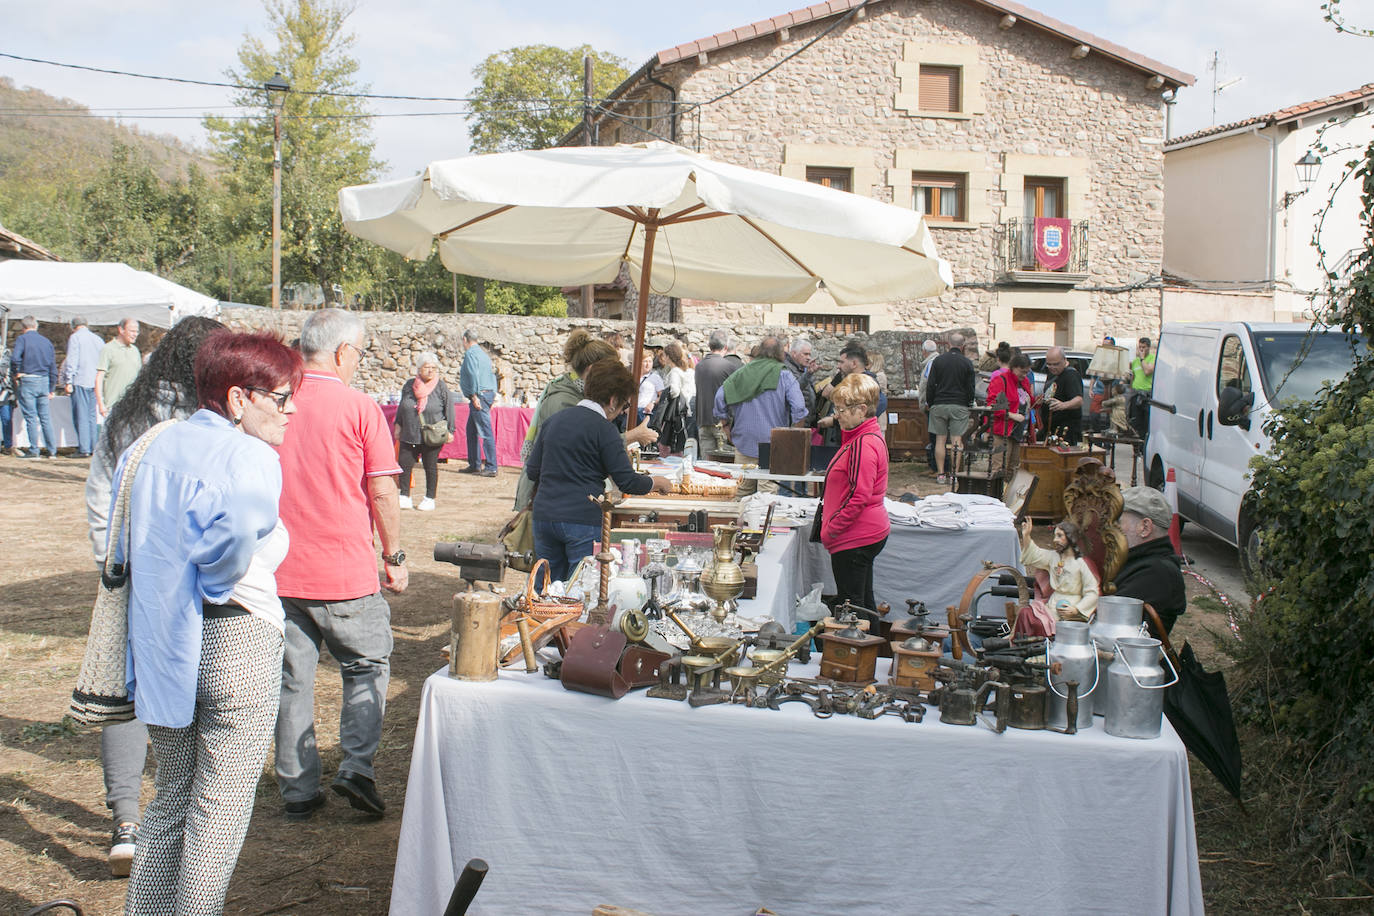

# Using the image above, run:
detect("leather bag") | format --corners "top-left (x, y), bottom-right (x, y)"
top-left (421, 419), bottom-right (453, 447)
top-left (619, 645), bottom-right (673, 689)
top-left (560, 625), bottom-right (631, 699)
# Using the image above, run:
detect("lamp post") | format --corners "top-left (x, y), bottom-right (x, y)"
top-left (265, 71), bottom-right (290, 309)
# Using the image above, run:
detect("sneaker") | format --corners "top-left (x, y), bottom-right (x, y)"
top-left (283, 791), bottom-right (326, 821)
top-left (398, 495), bottom-right (413, 510)
top-left (417, 497), bottom-right (435, 511)
top-left (20, 450), bottom-right (39, 459)
top-left (936, 474), bottom-right (949, 485)
top-left (458, 466), bottom-right (480, 474)
top-left (109, 821), bottom-right (137, 877)
top-left (479, 469), bottom-right (498, 478)
top-left (331, 771), bottom-right (385, 816)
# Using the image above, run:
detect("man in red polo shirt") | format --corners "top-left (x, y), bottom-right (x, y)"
top-left (273, 308), bottom-right (407, 820)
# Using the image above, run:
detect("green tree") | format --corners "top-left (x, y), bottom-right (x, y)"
top-left (205, 0), bottom-right (380, 305)
top-left (466, 45), bottom-right (629, 153)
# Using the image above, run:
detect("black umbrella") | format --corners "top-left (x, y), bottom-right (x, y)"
top-left (1147, 607), bottom-right (1244, 800)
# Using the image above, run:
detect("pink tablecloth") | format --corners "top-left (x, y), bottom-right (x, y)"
top-left (382, 404), bottom-right (533, 468)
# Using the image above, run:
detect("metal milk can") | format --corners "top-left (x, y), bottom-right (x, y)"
top-left (1090, 595), bottom-right (1146, 716)
top-left (1046, 620), bottom-right (1098, 731)
top-left (1104, 637), bottom-right (1178, 739)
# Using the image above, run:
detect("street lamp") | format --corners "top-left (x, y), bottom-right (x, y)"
top-left (265, 71), bottom-right (291, 309)
top-left (1283, 150), bottom-right (1322, 209)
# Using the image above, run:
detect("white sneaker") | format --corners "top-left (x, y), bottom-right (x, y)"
top-left (418, 497), bottom-right (436, 512)
top-left (398, 495), bottom-right (413, 510)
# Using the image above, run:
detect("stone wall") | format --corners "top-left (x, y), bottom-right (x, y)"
top-left (219, 307), bottom-right (976, 400)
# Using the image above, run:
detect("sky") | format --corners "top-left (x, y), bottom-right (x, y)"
top-left (3, 0), bottom-right (1372, 180)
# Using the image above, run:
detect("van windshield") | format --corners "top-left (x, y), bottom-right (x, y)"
top-left (1253, 330), bottom-right (1365, 404)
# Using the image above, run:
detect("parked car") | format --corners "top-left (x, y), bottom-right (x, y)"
top-left (976, 348), bottom-right (1094, 421)
top-left (1145, 321), bottom-right (1362, 574)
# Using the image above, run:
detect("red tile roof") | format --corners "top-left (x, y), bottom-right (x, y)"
top-left (1168, 82), bottom-right (1374, 146)
top-left (656, 0), bottom-right (1194, 87)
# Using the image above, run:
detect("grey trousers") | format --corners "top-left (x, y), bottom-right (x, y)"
top-left (126, 615), bottom-right (282, 916)
top-left (274, 592), bottom-right (393, 802)
top-left (102, 717), bottom-right (149, 825)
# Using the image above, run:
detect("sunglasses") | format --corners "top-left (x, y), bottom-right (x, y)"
top-left (246, 386), bottom-right (294, 412)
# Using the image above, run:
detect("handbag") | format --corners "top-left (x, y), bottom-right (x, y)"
top-left (421, 419), bottom-right (453, 447)
top-left (69, 419), bottom-right (178, 726)
top-left (809, 485), bottom-right (826, 543)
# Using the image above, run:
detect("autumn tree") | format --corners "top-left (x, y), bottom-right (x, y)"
top-left (205, 0), bottom-right (380, 305)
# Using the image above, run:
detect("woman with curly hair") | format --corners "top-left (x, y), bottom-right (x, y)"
top-left (82, 314), bottom-right (224, 877)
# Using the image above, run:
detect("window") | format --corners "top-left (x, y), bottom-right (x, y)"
top-left (912, 172), bottom-right (966, 222)
top-left (918, 65), bottom-right (961, 113)
top-left (1024, 177), bottom-right (1066, 218)
top-left (1217, 336), bottom-right (1252, 399)
top-left (805, 166), bottom-right (853, 193)
top-left (790, 313), bottom-right (870, 335)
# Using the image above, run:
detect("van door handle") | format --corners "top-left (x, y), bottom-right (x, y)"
top-left (1197, 410), bottom-right (1205, 438)
top-left (1207, 410), bottom-right (1214, 439)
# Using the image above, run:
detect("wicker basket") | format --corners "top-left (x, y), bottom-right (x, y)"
top-left (526, 558), bottom-right (585, 620)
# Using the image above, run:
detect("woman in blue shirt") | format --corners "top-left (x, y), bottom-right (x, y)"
top-left (526, 358), bottom-right (672, 581)
top-left (115, 330), bottom-right (302, 915)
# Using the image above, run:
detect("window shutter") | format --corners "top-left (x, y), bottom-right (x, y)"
top-left (918, 65), bottom-right (961, 113)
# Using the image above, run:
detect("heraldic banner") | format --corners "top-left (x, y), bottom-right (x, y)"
top-left (1033, 217), bottom-right (1072, 270)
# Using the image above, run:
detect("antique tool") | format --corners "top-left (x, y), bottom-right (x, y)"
top-left (665, 607), bottom-right (740, 666)
top-left (698, 524), bottom-right (745, 623)
top-left (754, 620), bottom-right (812, 663)
top-left (930, 665), bottom-right (1010, 731)
top-left (890, 599), bottom-right (950, 647)
top-left (1004, 682), bottom-right (1049, 730)
top-left (890, 635), bottom-right (942, 691)
top-left (646, 657), bottom-right (689, 701)
top-left (641, 539), bottom-right (674, 620)
top-left (433, 541), bottom-right (522, 586)
top-left (818, 612), bottom-right (885, 684)
top-left (586, 493), bottom-right (618, 626)
top-left (952, 562), bottom-right (1031, 658)
top-left (681, 654), bottom-right (730, 707)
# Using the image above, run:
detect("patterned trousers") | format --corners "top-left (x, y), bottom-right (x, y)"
top-left (125, 615), bottom-right (283, 916)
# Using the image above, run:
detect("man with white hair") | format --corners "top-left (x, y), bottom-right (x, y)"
top-left (274, 309), bottom-right (406, 821)
top-left (784, 337), bottom-right (816, 416)
top-left (10, 315), bottom-right (58, 458)
top-left (63, 315), bottom-right (105, 457)
top-left (1114, 486), bottom-right (1187, 635)
top-left (459, 327), bottom-right (498, 477)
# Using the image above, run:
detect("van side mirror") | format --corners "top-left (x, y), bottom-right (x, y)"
top-left (1217, 386), bottom-right (1253, 430)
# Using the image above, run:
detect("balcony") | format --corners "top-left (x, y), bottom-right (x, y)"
top-left (994, 219), bottom-right (1089, 285)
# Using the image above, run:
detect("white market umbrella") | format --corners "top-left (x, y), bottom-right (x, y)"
top-left (339, 141), bottom-right (953, 413)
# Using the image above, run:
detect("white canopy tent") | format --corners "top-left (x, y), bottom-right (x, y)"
top-left (0, 262), bottom-right (220, 335)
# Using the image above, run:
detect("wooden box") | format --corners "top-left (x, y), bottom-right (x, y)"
top-left (768, 427), bottom-right (812, 476)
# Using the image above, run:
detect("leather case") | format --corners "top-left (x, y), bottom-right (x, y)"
top-left (619, 645), bottom-right (672, 689)
top-left (560, 625), bottom-right (631, 699)
top-left (768, 427), bottom-right (811, 476)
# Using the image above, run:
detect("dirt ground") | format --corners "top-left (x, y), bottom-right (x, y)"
top-left (1, 452), bottom-right (1262, 915)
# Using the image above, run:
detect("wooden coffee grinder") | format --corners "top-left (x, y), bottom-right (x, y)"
top-left (817, 607), bottom-right (885, 684)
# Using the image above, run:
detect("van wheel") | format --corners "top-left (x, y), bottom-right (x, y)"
top-left (1238, 511), bottom-right (1263, 583)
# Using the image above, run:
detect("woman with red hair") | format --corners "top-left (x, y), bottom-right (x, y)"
top-left (114, 330), bottom-right (303, 915)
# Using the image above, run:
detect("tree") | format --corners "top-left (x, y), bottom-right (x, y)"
top-left (467, 45), bottom-right (629, 154)
top-left (204, 0), bottom-right (380, 305)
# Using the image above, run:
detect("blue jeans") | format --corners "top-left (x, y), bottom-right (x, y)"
top-left (465, 389), bottom-right (496, 471)
top-left (0, 402), bottom-right (12, 449)
top-left (275, 592), bottom-right (393, 801)
top-left (17, 375), bottom-right (56, 456)
top-left (533, 519), bottom-right (601, 583)
top-left (71, 385), bottom-right (97, 455)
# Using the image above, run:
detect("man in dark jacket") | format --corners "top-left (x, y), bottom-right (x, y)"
top-left (695, 329), bottom-right (739, 457)
top-left (925, 332), bottom-right (974, 485)
top-left (1114, 486), bottom-right (1187, 635)
top-left (811, 340), bottom-right (887, 447)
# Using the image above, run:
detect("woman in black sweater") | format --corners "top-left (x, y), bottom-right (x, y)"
top-left (526, 358), bottom-right (672, 581)
top-left (393, 351), bottom-right (456, 511)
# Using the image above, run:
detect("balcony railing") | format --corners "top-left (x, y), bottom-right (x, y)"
top-left (995, 219), bottom-right (1089, 282)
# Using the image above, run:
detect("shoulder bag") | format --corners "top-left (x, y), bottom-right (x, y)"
top-left (69, 419), bottom-right (178, 726)
top-left (421, 383), bottom-right (454, 447)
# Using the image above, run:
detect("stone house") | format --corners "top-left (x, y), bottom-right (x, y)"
top-left (563, 0), bottom-right (1193, 350)
top-left (1163, 83), bottom-right (1374, 325)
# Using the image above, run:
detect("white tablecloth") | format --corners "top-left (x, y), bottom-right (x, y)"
top-left (390, 668), bottom-right (1204, 915)
top-left (11, 394), bottom-right (79, 449)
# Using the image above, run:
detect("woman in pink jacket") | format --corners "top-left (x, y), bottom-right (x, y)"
top-left (819, 373), bottom-right (890, 611)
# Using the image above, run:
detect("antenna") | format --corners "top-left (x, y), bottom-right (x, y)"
top-left (1208, 50), bottom-right (1243, 125)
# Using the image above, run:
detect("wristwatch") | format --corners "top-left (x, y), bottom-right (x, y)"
top-left (382, 549), bottom-right (406, 566)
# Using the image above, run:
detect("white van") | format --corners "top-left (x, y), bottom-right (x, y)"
top-left (1145, 321), bottom-right (1362, 567)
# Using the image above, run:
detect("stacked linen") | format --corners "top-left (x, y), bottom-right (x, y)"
top-left (885, 493), bottom-right (1014, 530)
top-left (738, 492), bottom-right (819, 528)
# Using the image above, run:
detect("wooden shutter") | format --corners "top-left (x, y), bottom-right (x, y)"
top-left (918, 65), bottom-right (961, 113)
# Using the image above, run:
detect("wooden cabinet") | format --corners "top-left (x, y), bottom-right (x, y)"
top-left (1019, 445), bottom-right (1091, 520)
top-left (885, 397), bottom-right (928, 458)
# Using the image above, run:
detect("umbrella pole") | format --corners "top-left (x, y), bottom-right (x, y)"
top-left (628, 216), bottom-right (658, 423)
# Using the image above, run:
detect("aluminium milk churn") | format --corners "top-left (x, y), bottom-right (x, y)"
top-left (1090, 595), bottom-right (1146, 716)
top-left (1046, 620), bottom-right (1098, 731)
top-left (1104, 637), bottom-right (1178, 739)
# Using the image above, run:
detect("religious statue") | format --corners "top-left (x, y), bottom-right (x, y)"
top-left (1019, 518), bottom-right (1100, 625)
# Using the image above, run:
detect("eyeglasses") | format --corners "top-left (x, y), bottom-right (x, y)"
top-left (340, 341), bottom-right (364, 361)
top-left (246, 386), bottom-right (294, 412)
